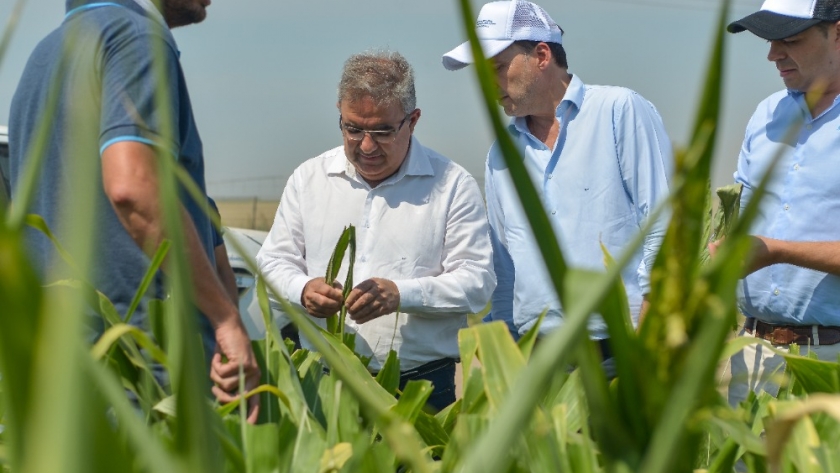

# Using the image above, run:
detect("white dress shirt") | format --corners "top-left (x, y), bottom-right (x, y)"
top-left (257, 137), bottom-right (496, 370)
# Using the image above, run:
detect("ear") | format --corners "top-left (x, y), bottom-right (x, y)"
top-left (834, 21), bottom-right (840, 49)
top-left (408, 108), bottom-right (421, 133)
top-left (534, 42), bottom-right (553, 70)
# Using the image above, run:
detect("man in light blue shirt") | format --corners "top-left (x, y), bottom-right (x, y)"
top-left (722, 0), bottom-right (840, 405)
top-left (442, 1), bottom-right (673, 350)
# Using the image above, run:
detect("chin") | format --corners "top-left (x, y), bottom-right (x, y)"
top-left (501, 105), bottom-right (517, 117)
top-left (165, 6), bottom-right (206, 27)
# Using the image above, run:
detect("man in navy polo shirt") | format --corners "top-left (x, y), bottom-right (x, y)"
top-left (9, 0), bottom-right (260, 420)
top-left (721, 0), bottom-right (840, 405)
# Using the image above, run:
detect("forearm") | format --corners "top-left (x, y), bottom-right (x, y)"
top-left (394, 262), bottom-right (496, 317)
top-left (116, 195), bottom-right (241, 327)
top-left (103, 142), bottom-right (241, 328)
top-left (396, 174), bottom-right (495, 317)
top-left (756, 238), bottom-right (840, 276)
top-left (177, 209), bottom-right (242, 328)
top-left (255, 174), bottom-right (312, 308)
top-left (215, 244), bottom-right (239, 305)
top-left (256, 251), bottom-right (312, 310)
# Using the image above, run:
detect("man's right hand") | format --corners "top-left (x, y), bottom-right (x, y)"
top-left (708, 235), bottom-right (773, 277)
top-left (210, 317), bottom-right (261, 423)
top-left (301, 277), bottom-right (344, 318)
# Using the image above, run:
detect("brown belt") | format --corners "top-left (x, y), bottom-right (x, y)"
top-left (744, 317), bottom-right (840, 346)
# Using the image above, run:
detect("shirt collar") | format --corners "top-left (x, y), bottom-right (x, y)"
top-left (786, 88), bottom-right (840, 121)
top-left (327, 136), bottom-right (434, 186)
top-left (509, 73), bottom-right (585, 134)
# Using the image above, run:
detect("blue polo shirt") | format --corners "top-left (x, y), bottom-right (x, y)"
top-left (735, 90), bottom-right (840, 326)
top-left (9, 0), bottom-right (216, 354)
top-left (485, 74), bottom-right (673, 339)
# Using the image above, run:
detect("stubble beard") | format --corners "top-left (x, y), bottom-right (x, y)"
top-left (506, 60), bottom-right (540, 118)
top-left (163, 0), bottom-right (206, 28)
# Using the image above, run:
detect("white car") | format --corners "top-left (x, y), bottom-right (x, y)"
top-left (222, 226), bottom-right (297, 346)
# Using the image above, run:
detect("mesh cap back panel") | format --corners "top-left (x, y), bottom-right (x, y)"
top-left (814, 0), bottom-right (840, 20)
top-left (511, 1), bottom-right (563, 42)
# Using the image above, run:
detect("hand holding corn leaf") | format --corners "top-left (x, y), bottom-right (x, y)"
top-left (324, 226), bottom-right (356, 340)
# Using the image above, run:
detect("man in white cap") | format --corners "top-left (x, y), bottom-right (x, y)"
top-left (441, 1), bottom-right (673, 359)
top-left (721, 0), bottom-right (840, 405)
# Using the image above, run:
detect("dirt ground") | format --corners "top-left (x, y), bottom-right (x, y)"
top-left (216, 199), bottom-right (279, 231)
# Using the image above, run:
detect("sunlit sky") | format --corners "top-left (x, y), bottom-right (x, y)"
top-left (1, 0), bottom-right (781, 199)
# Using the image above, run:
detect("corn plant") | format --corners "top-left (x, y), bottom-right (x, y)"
top-left (324, 225), bottom-right (355, 341)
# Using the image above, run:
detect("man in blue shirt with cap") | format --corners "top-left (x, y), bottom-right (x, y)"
top-left (9, 0), bottom-right (260, 419)
top-left (441, 1), bottom-right (673, 360)
top-left (722, 0), bottom-right (840, 405)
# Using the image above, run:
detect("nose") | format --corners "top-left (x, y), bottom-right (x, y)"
top-left (767, 40), bottom-right (785, 62)
top-left (359, 132), bottom-right (379, 154)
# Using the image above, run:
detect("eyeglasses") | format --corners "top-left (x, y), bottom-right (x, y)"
top-left (339, 114), bottom-right (411, 144)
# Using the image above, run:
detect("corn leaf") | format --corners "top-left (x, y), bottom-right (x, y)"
top-left (375, 349), bottom-right (401, 395)
top-left (124, 239), bottom-right (170, 323)
top-left (324, 226), bottom-right (353, 334)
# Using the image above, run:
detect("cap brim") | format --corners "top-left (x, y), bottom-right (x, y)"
top-left (442, 39), bottom-right (515, 71)
top-left (727, 10), bottom-right (821, 40)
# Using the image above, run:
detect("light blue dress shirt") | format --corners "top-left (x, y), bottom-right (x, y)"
top-left (735, 90), bottom-right (840, 326)
top-left (485, 74), bottom-right (673, 339)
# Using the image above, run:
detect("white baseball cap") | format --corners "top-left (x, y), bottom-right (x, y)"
top-left (728, 0), bottom-right (840, 40)
top-left (442, 0), bottom-right (563, 71)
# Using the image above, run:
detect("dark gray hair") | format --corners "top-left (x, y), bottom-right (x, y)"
top-left (338, 50), bottom-right (416, 113)
top-left (514, 40), bottom-right (568, 69)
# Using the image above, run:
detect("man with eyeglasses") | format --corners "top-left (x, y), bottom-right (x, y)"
top-left (257, 50), bottom-right (495, 411)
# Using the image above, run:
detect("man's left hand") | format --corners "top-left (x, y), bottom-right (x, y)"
top-left (346, 278), bottom-right (400, 324)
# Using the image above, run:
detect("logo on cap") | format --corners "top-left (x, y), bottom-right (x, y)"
top-left (476, 19), bottom-right (497, 28)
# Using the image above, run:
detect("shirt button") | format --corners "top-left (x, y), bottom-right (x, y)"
top-left (548, 173), bottom-right (553, 179)
top-left (774, 289), bottom-right (780, 296)
top-left (551, 210), bottom-right (557, 215)
top-left (793, 164), bottom-right (800, 170)
top-left (784, 204), bottom-right (790, 211)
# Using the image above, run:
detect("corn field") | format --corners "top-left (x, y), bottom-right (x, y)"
top-left (1, 0), bottom-right (840, 472)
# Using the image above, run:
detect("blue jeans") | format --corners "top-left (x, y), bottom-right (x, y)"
top-left (399, 358), bottom-right (456, 412)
